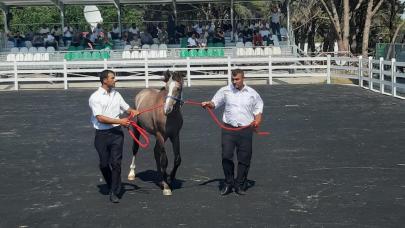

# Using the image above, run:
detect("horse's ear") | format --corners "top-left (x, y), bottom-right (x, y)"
top-left (163, 70), bottom-right (171, 82)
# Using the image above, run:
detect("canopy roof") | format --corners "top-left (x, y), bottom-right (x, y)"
top-left (0, 0), bottom-right (281, 8)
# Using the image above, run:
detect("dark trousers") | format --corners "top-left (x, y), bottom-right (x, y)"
top-left (221, 126), bottom-right (253, 188)
top-left (94, 126), bottom-right (124, 195)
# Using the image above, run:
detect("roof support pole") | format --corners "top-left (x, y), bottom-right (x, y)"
top-left (230, 0), bottom-right (234, 42)
top-left (0, 3), bottom-right (9, 33)
top-left (172, 0), bottom-right (177, 26)
top-left (51, 0), bottom-right (64, 30)
top-left (113, 0), bottom-right (122, 38)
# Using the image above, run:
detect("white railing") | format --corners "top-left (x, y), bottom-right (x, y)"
top-left (1, 55), bottom-right (405, 100)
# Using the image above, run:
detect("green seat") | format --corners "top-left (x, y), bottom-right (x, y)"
top-left (180, 38), bottom-right (188, 48)
top-left (101, 51), bottom-right (110, 59)
top-left (64, 52), bottom-right (72, 61)
top-left (71, 51), bottom-right (82, 60)
top-left (67, 46), bottom-right (76, 51)
top-left (189, 49), bottom-right (198, 57)
top-left (92, 51), bottom-right (101, 60)
top-left (217, 48), bottom-right (224, 57)
top-left (214, 42), bottom-right (225, 48)
top-left (83, 51), bottom-right (92, 60)
top-left (197, 49), bottom-right (207, 57)
top-left (207, 48), bottom-right (215, 57)
top-left (207, 43), bottom-right (214, 48)
top-left (180, 49), bottom-right (189, 58)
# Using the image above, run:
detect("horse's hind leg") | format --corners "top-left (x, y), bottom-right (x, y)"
top-left (128, 126), bottom-right (141, 181)
top-left (169, 135), bottom-right (181, 186)
top-left (154, 133), bottom-right (171, 195)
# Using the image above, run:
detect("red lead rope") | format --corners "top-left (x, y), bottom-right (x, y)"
top-left (127, 100), bottom-right (270, 148)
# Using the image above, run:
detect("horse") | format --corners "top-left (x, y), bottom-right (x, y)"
top-left (128, 70), bottom-right (184, 195)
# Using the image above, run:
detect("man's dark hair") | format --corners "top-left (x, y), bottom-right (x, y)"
top-left (99, 70), bottom-right (115, 84)
top-left (232, 69), bottom-right (244, 77)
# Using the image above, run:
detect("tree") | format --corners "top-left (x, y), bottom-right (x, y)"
top-left (361, 0), bottom-right (384, 56)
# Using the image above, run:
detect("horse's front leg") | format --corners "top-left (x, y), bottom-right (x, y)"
top-left (169, 134), bottom-right (181, 186)
top-left (154, 133), bottom-right (171, 196)
top-left (128, 126), bottom-right (140, 181)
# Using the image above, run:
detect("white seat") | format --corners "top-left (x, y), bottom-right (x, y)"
top-left (124, 45), bottom-right (132, 50)
top-left (20, 47), bottom-right (28, 53)
top-left (41, 53), bottom-right (50, 61)
top-left (272, 46), bottom-right (282, 55)
top-left (10, 47), bottom-right (19, 53)
top-left (28, 47), bottom-right (37, 53)
top-left (141, 49), bottom-right (149, 58)
top-left (15, 53), bottom-right (24, 61)
top-left (264, 47), bottom-right (272, 56)
top-left (254, 47), bottom-right (263, 56)
top-left (244, 42), bottom-right (253, 48)
top-left (159, 44), bottom-right (168, 50)
top-left (6, 54), bottom-right (15, 62)
top-left (122, 50), bottom-right (131, 59)
top-left (24, 53), bottom-right (34, 61)
top-left (244, 47), bottom-right (254, 56)
top-left (37, 47), bottom-right (46, 52)
top-left (46, 47), bottom-right (55, 53)
top-left (159, 50), bottom-right (167, 58)
top-left (25, 41), bottom-right (33, 48)
top-left (272, 35), bottom-right (280, 46)
top-left (141, 44), bottom-right (150, 49)
top-left (149, 50), bottom-right (159, 58)
top-left (236, 42), bottom-right (244, 48)
top-left (131, 50), bottom-right (140, 59)
top-left (150, 44), bottom-right (159, 50)
top-left (33, 53), bottom-right (42, 61)
top-left (7, 41), bottom-right (15, 48)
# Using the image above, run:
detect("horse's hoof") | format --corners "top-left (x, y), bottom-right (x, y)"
top-left (128, 174), bottom-right (136, 181)
top-left (163, 189), bottom-right (172, 196)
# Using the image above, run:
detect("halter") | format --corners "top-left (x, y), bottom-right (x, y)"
top-left (165, 93), bottom-right (185, 107)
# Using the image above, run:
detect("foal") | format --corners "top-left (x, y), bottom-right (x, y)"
top-left (128, 70), bottom-right (184, 195)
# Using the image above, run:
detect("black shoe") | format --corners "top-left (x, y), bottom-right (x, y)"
top-left (110, 193), bottom-right (120, 203)
top-left (220, 185), bottom-right (233, 196)
top-left (234, 185), bottom-right (246, 195)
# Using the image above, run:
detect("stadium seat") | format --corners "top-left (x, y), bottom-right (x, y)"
top-left (236, 42), bottom-right (245, 56)
top-left (37, 47), bottom-right (46, 53)
top-left (124, 45), bottom-right (132, 50)
top-left (131, 50), bottom-right (140, 59)
top-left (10, 47), bottom-right (19, 53)
top-left (83, 51), bottom-right (92, 60)
top-left (273, 47), bottom-right (282, 55)
top-left (20, 47), bottom-right (28, 53)
top-left (24, 53), bottom-right (34, 61)
top-left (122, 50), bottom-right (131, 59)
top-left (34, 53), bottom-right (42, 61)
top-left (28, 47), bottom-right (37, 53)
top-left (142, 44), bottom-right (150, 49)
top-left (64, 52), bottom-right (73, 61)
top-left (101, 51), bottom-right (110, 59)
top-left (197, 49), bottom-right (207, 57)
top-left (46, 47), bottom-right (55, 53)
top-left (6, 54), bottom-right (15, 62)
top-left (264, 47), bottom-right (272, 56)
top-left (92, 51), bottom-right (101, 60)
top-left (72, 52), bottom-right (82, 60)
top-left (41, 53), bottom-right (50, 61)
top-left (254, 47), bottom-right (263, 56)
top-left (189, 49), bottom-right (198, 57)
top-left (15, 53), bottom-right (24, 61)
top-left (180, 49), bottom-right (189, 58)
top-left (180, 38), bottom-right (188, 48)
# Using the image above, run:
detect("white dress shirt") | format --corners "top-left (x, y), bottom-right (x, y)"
top-left (211, 84), bottom-right (264, 127)
top-left (89, 87), bottom-right (130, 130)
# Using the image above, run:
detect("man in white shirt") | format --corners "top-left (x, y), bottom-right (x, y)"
top-left (89, 70), bottom-right (139, 203)
top-left (187, 33), bottom-right (197, 48)
top-left (202, 69), bottom-right (263, 196)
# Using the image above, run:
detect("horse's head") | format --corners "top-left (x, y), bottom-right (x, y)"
top-left (163, 70), bottom-right (185, 115)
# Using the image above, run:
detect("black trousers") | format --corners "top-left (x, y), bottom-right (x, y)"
top-left (221, 125), bottom-right (253, 188)
top-left (94, 126), bottom-right (124, 195)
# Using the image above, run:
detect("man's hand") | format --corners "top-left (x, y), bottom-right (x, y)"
top-left (201, 101), bottom-right (215, 109)
top-left (120, 118), bottom-right (131, 127)
top-left (129, 109), bottom-right (140, 117)
top-left (251, 113), bottom-right (262, 129)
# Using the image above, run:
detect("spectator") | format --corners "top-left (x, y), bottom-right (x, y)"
top-left (63, 24), bottom-right (74, 46)
top-left (94, 23), bottom-right (103, 35)
top-left (121, 32), bottom-right (130, 45)
top-left (253, 30), bottom-right (263, 46)
top-left (111, 23), bottom-right (121, 40)
top-left (187, 33), bottom-right (198, 48)
top-left (44, 33), bottom-right (57, 49)
top-left (195, 22), bottom-right (204, 35)
top-left (270, 5), bottom-right (282, 41)
top-left (39, 25), bottom-right (50, 35)
top-left (14, 31), bottom-right (25, 47)
top-left (213, 28), bottom-right (225, 44)
top-left (158, 27), bottom-right (168, 44)
top-left (259, 26), bottom-right (270, 43)
top-left (129, 24), bottom-right (139, 37)
top-left (32, 34), bottom-right (44, 48)
top-left (51, 25), bottom-right (62, 45)
top-left (140, 31), bottom-right (153, 45)
top-left (130, 35), bottom-right (141, 48)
